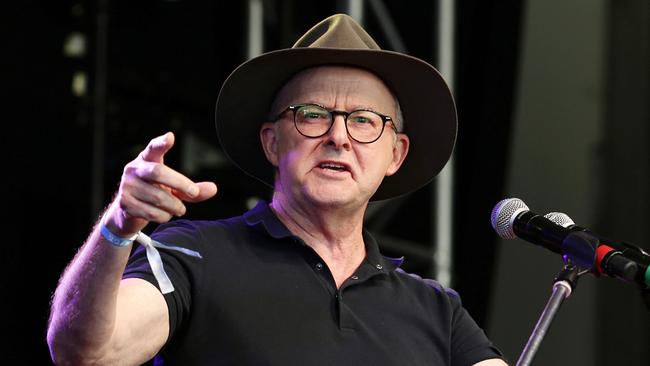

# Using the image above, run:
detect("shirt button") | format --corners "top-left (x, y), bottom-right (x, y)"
top-left (351, 275), bottom-right (359, 280)
top-left (315, 262), bottom-right (324, 270)
top-left (375, 264), bottom-right (383, 270)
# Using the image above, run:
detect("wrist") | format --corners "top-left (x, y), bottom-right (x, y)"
top-left (99, 221), bottom-right (138, 247)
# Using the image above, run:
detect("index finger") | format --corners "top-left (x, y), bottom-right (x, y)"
top-left (140, 132), bottom-right (175, 163)
top-left (171, 181), bottom-right (218, 203)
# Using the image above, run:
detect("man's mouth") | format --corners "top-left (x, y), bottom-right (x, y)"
top-left (318, 162), bottom-right (349, 172)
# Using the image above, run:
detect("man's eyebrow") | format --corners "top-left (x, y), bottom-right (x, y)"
top-left (329, 103), bottom-right (386, 113)
top-left (290, 101), bottom-right (390, 115)
top-left (349, 105), bottom-right (393, 116)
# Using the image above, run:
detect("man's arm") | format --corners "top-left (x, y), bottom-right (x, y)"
top-left (46, 132), bottom-right (217, 365)
top-left (474, 358), bottom-right (509, 366)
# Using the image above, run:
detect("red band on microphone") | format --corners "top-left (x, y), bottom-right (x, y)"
top-left (595, 244), bottom-right (615, 275)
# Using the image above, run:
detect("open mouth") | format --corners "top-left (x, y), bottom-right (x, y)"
top-left (318, 162), bottom-right (349, 172)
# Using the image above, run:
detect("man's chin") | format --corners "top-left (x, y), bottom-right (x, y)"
top-left (302, 186), bottom-right (369, 209)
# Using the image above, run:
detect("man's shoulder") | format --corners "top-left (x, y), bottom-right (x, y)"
top-left (147, 212), bottom-right (252, 247)
top-left (392, 267), bottom-right (461, 300)
top-left (148, 201), bottom-right (288, 251)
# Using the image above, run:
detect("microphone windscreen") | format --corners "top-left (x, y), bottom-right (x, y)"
top-left (491, 198), bottom-right (529, 240)
top-left (544, 212), bottom-right (575, 228)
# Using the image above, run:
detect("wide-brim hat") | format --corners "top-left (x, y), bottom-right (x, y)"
top-left (216, 14), bottom-right (457, 201)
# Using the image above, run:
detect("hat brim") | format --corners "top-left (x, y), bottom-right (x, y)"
top-left (215, 47), bottom-right (457, 201)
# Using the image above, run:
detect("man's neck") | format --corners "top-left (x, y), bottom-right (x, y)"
top-left (270, 194), bottom-right (367, 288)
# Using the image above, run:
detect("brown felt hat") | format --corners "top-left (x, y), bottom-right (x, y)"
top-left (215, 14), bottom-right (457, 201)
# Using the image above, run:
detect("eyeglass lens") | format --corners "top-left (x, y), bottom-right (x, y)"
top-left (294, 105), bottom-right (384, 143)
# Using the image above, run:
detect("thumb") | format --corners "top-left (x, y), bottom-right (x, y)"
top-left (140, 132), bottom-right (175, 163)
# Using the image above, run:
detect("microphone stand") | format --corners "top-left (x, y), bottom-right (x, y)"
top-left (516, 263), bottom-right (582, 366)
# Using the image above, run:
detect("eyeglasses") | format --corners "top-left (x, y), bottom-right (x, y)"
top-left (274, 103), bottom-right (397, 144)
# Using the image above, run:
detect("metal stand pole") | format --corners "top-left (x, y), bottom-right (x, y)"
top-left (516, 264), bottom-right (580, 366)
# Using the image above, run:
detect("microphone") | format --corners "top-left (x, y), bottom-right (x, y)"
top-left (545, 212), bottom-right (649, 288)
top-left (491, 198), bottom-right (600, 270)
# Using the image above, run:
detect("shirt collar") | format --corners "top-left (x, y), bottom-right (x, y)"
top-left (362, 230), bottom-right (404, 272)
top-left (243, 200), bottom-right (403, 271)
top-left (243, 200), bottom-right (293, 239)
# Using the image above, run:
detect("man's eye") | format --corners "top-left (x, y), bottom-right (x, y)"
top-left (304, 112), bottom-right (326, 118)
top-left (351, 116), bottom-right (371, 123)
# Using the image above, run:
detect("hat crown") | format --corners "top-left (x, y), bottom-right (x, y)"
top-left (293, 14), bottom-right (381, 50)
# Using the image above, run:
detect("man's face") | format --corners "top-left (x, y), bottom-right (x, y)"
top-left (260, 66), bottom-right (409, 209)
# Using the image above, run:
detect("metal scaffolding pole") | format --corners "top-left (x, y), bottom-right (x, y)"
top-left (367, 0), bottom-right (407, 53)
top-left (365, 1), bottom-right (455, 284)
top-left (247, 0), bottom-right (264, 59)
top-left (344, 0), bottom-right (365, 24)
top-left (434, 0), bottom-right (455, 287)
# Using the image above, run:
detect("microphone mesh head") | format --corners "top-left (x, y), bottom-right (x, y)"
top-left (491, 198), bottom-right (529, 239)
top-left (544, 212), bottom-right (575, 228)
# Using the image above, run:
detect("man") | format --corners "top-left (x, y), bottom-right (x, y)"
top-left (47, 14), bottom-right (507, 365)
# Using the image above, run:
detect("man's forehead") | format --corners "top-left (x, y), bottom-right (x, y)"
top-left (271, 65), bottom-right (395, 112)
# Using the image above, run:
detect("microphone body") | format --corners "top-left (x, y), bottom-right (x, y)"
top-left (491, 198), bottom-right (648, 288)
top-left (492, 199), bottom-right (599, 270)
top-left (545, 212), bottom-right (649, 287)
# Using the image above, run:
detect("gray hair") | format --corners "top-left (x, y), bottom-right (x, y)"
top-left (393, 97), bottom-right (404, 132)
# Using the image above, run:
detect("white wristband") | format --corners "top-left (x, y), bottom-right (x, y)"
top-left (100, 222), bottom-right (138, 247)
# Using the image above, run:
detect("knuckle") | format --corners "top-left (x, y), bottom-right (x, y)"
top-left (152, 212), bottom-right (172, 223)
top-left (121, 166), bottom-right (134, 179)
top-left (119, 175), bottom-right (135, 189)
top-left (148, 136), bottom-right (159, 147)
top-left (122, 163), bottom-right (143, 183)
top-left (120, 182), bottom-right (142, 204)
top-left (143, 141), bottom-right (156, 156)
top-left (117, 194), bottom-right (136, 213)
top-left (123, 158), bottom-right (141, 173)
top-left (140, 209), bottom-right (156, 222)
top-left (177, 203), bottom-right (187, 216)
top-left (143, 212), bottom-right (155, 222)
top-left (147, 163), bottom-right (162, 180)
top-left (151, 188), bottom-right (169, 204)
top-left (117, 201), bottom-right (127, 213)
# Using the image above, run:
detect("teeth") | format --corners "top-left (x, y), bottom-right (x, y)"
top-left (320, 163), bottom-right (346, 171)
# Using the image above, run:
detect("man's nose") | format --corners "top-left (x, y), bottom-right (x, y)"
top-left (325, 115), bottom-right (352, 149)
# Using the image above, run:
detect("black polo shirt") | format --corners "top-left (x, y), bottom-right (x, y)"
top-left (124, 201), bottom-right (502, 365)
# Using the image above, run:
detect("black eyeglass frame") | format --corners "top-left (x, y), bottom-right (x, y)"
top-left (274, 103), bottom-right (398, 144)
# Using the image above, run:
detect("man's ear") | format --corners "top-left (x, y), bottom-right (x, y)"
top-left (260, 122), bottom-right (279, 167)
top-left (386, 134), bottom-right (410, 176)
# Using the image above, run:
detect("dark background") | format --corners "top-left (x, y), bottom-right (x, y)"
top-left (4, 0), bottom-right (649, 364)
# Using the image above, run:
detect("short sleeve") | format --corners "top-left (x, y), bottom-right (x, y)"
top-left (448, 291), bottom-right (505, 366)
top-left (122, 220), bottom-right (205, 341)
